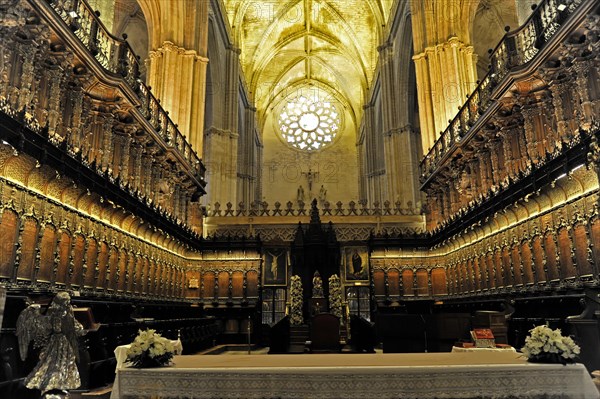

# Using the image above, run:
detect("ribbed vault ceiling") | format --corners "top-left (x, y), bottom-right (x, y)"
top-left (224, 0), bottom-right (393, 129)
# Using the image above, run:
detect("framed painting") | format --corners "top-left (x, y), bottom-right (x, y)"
top-left (262, 248), bottom-right (288, 286)
top-left (342, 246), bottom-right (369, 282)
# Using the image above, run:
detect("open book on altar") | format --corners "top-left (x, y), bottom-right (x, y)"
top-left (470, 328), bottom-right (495, 348)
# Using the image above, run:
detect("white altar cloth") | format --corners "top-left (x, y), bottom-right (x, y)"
top-left (116, 352), bottom-right (599, 399)
top-left (111, 340), bottom-right (183, 399)
top-left (451, 345), bottom-right (517, 353)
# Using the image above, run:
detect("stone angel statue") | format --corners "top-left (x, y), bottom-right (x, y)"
top-left (16, 292), bottom-right (85, 397)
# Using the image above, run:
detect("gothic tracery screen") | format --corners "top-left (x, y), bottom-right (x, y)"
top-left (278, 93), bottom-right (341, 151)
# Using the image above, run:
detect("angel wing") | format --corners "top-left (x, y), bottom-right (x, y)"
top-left (16, 304), bottom-right (50, 361)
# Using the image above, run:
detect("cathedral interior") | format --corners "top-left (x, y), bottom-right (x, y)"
top-left (1, 0), bottom-right (600, 396)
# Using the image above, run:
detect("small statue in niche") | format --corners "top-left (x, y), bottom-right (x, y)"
top-left (312, 271), bottom-right (324, 298)
top-left (297, 185), bottom-right (305, 203)
top-left (318, 185), bottom-right (327, 203)
top-left (16, 292), bottom-right (86, 398)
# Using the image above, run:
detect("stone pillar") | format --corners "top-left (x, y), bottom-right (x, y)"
top-left (202, 45), bottom-right (241, 206)
top-left (413, 37), bottom-right (478, 154)
top-left (203, 127), bottom-right (239, 206)
top-left (237, 105), bottom-right (258, 206)
top-left (360, 101), bottom-right (383, 205)
top-left (378, 41), bottom-right (421, 209)
top-left (384, 125), bottom-right (422, 211)
top-left (147, 41), bottom-right (209, 156)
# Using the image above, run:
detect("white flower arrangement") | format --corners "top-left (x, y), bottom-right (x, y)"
top-left (289, 275), bottom-right (304, 326)
top-left (521, 325), bottom-right (580, 364)
top-left (126, 329), bottom-right (175, 368)
top-left (328, 274), bottom-right (343, 321)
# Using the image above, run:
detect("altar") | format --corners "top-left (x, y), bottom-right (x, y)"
top-left (116, 352), bottom-right (599, 399)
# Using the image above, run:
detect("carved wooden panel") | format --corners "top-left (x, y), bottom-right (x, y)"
top-left (532, 236), bottom-right (546, 283)
top-left (486, 253), bottom-right (496, 289)
top-left (501, 247), bottom-right (512, 287)
top-left (511, 246), bottom-right (523, 286)
top-left (573, 225), bottom-right (592, 276)
top-left (473, 258), bottom-right (481, 291)
top-left (148, 260), bottom-right (157, 294)
top-left (17, 219), bottom-right (38, 281)
top-left (246, 270), bottom-right (259, 297)
top-left (387, 269), bottom-right (400, 297)
top-left (107, 249), bottom-right (119, 290)
top-left (402, 269), bottom-right (414, 296)
top-left (431, 267), bottom-right (447, 295)
top-left (141, 257), bottom-right (150, 294)
top-left (185, 271), bottom-right (200, 298)
top-left (218, 271), bottom-right (230, 298)
top-left (166, 267), bottom-right (174, 297)
top-left (416, 269), bottom-right (429, 296)
top-left (520, 242), bottom-right (534, 284)
top-left (558, 228), bottom-right (576, 279)
top-left (479, 255), bottom-right (490, 290)
top-left (96, 242), bottom-right (109, 290)
top-left (373, 269), bottom-right (385, 297)
top-left (450, 265), bottom-right (458, 294)
top-left (126, 254), bottom-right (137, 292)
top-left (176, 267), bottom-right (182, 297)
top-left (37, 226), bottom-right (57, 283)
top-left (465, 259), bottom-right (474, 292)
top-left (56, 232), bottom-right (71, 285)
top-left (202, 272), bottom-right (215, 299)
top-left (458, 261), bottom-right (465, 293)
top-left (231, 271), bottom-right (244, 298)
top-left (593, 220), bottom-right (600, 264)
top-left (134, 256), bottom-right (144, 293)
top-left (493, 251), bottom-right (503, 287)
top-left (544, 234), bottom-right (560, 281)
top-left (84, 239), bottom-right (98, 288)
top-left (117, 251), bottom-right (128, 292)
top-left (71, 235), bottom-right (86, 287)
top-left (0, 210), bottom-right (18, 280)
top-left (161, 266), bottom-right (170, 297)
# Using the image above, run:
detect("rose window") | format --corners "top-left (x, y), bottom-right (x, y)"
top-left (278, 95), bottom-right (340, 151)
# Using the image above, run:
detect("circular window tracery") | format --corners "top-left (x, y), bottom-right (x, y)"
top-left (278, 95), bottom-right (340, 151)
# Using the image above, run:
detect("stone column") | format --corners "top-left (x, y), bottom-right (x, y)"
top-left (237, 105), bottom-right (259, 206)
top-left (378, 40), bottom-right (421, 209)
top-left (201, 45), bottom-right (240, 206)
top-left (147, 41), bottom-right (209, 156)
top-left (413, 37), bottom-right (478, 154)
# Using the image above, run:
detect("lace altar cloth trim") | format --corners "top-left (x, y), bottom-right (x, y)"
top-left (118, 363), bottom-right (599, 399)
